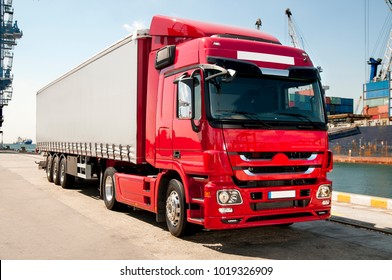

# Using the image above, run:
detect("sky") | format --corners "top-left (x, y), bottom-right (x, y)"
top-left (1, 0), bottom-right (390, 143)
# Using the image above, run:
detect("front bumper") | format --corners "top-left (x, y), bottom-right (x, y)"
top-left (199, 181), bottom-right (331, 230)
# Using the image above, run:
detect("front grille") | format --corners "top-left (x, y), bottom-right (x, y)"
top-left (247, 165), bottom-right (310, 174)
top-left (230, 150), bottom-right (323, 183)
top-left (241, 152), bottom-right (315, 160)
top-left (233, 177), bottom-right (317, 188)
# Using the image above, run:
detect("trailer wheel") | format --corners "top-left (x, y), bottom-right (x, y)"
top-left (165, 179), bottom-right (188, 237)
top-left (102, 167), bottom-right (120, 210)
top-left (59, 157), bottom-right (75, 189)
top-left (52, 156), bottom-right (61, 185)
top-left (46, 154), bottom-right (53, 183)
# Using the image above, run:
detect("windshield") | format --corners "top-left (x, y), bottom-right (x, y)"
top-left (207, 69), bottom-right (326, 130)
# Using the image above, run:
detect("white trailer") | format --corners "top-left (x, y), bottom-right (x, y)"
top-left (37, 31), bottom-right (150, 165)
top-left (37, 31), bottom-right (150, 185)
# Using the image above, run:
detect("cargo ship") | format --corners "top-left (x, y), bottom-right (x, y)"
top-left (14, 137), bottom-right (32, 145)
top-left (329, 125), bottom-right (392, 158)
top-left (328, 0), bottom-right (392, 159)
top-left (328, 76), bottom-right (392, 158)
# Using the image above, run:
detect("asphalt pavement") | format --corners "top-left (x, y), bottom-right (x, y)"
top-left (1, 151), bottom-right (392, 260)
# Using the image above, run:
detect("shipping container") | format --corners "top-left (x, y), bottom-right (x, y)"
top-left (364, 80), bottom-right (389, 92)
top-left (364, 97), bottom-right (389, 107)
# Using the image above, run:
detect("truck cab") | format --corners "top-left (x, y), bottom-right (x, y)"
top-left (144, 16), bottom-right (333, 236)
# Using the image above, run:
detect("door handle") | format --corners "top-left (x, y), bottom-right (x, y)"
top-left (173, 151), bottom-right (181, 159)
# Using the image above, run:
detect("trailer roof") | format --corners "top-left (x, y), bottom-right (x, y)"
top-left (150, 15), bottom-right (281, 44)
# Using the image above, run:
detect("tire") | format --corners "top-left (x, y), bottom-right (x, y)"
top-left (59, 157), bottom-right (75, 189)
top-left (46, 154), bottom-right (53, 183)
top-left (102, 167), bottom-right (120, 210)
top-left (52, 155), bottom-right (61, 185)
top-left (165, 179), bottom-right (188, 237)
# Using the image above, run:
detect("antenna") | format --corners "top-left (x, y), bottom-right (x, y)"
top-left (255, 18), bottom-right (262, 30)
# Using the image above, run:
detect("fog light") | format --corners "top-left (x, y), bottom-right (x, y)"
top-left (219, 207), bottom-right (233, 214)
top-left (222, 218), bottom-right (241, 224)
top-left (317, 184), bottom-right (332, 199)
top-left (322, 200), bottom-right (331, 205)
top-left (217, 190), bottom-right (243, 205)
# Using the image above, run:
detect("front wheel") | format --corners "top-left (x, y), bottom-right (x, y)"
top-left (165, 179), bottom-right (188, 237)
top-left (102, 167), bottom-right (120, 210)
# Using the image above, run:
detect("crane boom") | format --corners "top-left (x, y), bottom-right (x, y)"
top-left (285, 8), bottom-right (303, 50)
top-left (379, 29), bottom-right (392, 80)
top-left (375, 0), bottom-right (392, 81)
top-left (386, 0), bottom-right (392, 11)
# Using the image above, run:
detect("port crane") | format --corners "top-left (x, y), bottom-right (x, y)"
top-left (369, 0), bottom-right (392, 81)
top-left (0, 0), bottom-right (22, 130)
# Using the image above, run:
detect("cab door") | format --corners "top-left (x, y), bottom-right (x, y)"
top-left (172, 69), bottom-right (205, 174)
top-left (155, 75), bottom-right (176, 169)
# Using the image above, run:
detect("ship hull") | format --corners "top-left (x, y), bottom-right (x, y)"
top-left (329, 126), bottom-right (392, 157)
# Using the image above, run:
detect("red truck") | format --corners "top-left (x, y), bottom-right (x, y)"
top-left (37, 15), bottom-right (333, 237)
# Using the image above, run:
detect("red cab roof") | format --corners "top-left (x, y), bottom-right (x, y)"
top-left (149, 15), bottom-right (281, 44)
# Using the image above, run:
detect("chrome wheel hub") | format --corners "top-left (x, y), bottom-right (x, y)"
top-left (104, 176), bottom-right (114, 201)
top-left (166, 191), bottom-right (181, 226)
top-left (60, 162), bottom-right (65, 184)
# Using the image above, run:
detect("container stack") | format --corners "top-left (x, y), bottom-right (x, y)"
top-left (325, 96), bottom-right (354, 115)
top-left (363, 79), bottom-right (391, 121)
top-left (289, 92), bottom-right (353, 115)
top-left (288, 92), bottom-right (312, 110)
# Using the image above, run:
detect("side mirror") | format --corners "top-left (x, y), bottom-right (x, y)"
top-left (155, 45), bottom-right (176, 70)
top-left (222, 69), bottom-right (237, 82)
top-left (177, 77), bottom-right (194, 120)
top-left (205, 68), bottom-right (237, 82)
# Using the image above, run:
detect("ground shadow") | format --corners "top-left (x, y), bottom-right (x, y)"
top-left (64, 181), bottom-right (392, 260)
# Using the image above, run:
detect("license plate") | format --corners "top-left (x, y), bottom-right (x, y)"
top-left (268, 190), bottom-right (296, 199)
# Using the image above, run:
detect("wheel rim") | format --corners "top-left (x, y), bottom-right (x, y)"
top-left (47, 157), bottom-right (52, 177)
top-left (53, 159), bottom-right (58, 180)
top-left (60, 160), bottom-right (66, 185)
top-left (47, 163), bottom-right (51, 177)
top-left (104, 176), bottom-right (114, 201)
top-left (166, 190), bottom-right (181, 227)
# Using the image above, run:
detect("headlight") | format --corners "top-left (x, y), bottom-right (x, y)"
top-left (317, 184), bottom-right (332, 199)
top-left (217, 190), bottom-right (243, 205)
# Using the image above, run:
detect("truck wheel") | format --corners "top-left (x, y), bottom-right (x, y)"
top-left (46, 154), bottom-right (53, 183)
top-left (102, 167), bottom-right (120, 210)
top-left (165, 179), bottom-right (188, 237)
top-left (59, 157), bottom-right (75, 189)
top-left (52, 156), bottom-right (61, 185)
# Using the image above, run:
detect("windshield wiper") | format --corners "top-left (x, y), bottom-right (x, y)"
top-left (216, 110), bottom-right (272, 129)
top-left (276, 112), bottom-right (324, 129)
